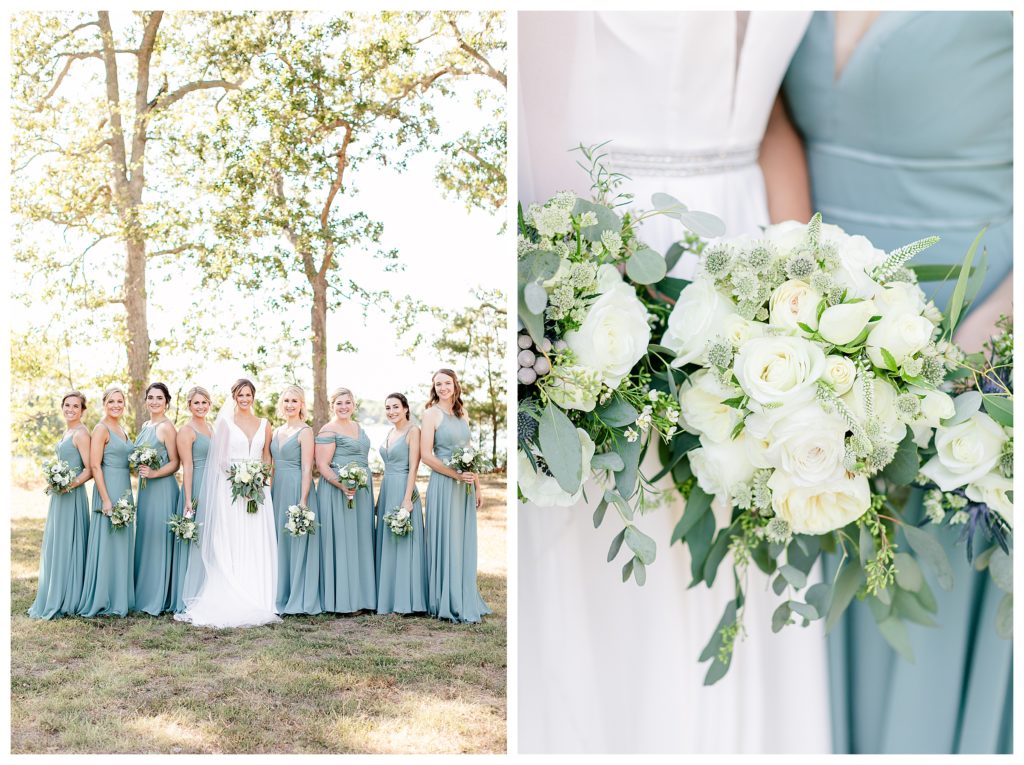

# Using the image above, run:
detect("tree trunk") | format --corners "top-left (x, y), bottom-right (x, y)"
top-left (310, 275), bottom-right (329, 430)
top-left (123, 237), bottom-right (150, 430)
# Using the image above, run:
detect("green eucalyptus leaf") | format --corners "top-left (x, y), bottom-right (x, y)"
top-left (651, 192), bottom-right (688, 213)
top-left (892, 589), bottom-right (938, 627)
top-left (607, 528), bottom-right (626, 563)
top-left (653, 276), bottom-right (689, 301)
top-left (603, 489), bottom-right (634, 522)
top-left (518, 249), bottom-right (560, 285)
top-left (805, 582), bottom-right (831, 618)
top-left (772, 573), bottom-right (787, 595)
top-left (538, 403), bottom-right (583, 493)
top-left (789, 601), bottom-right (818, 621)
top-left (996, 593), bottom-right (1013, 638)
top-left (909, 263), bottom-right (970, 282)
top-left (687, 509), bottom-right (716, 585)
top-left (665, 241), bottom-right (686, 272)
top-left (523, 281), bottom-right (548, 314)
top-left (779, 564), bottom-right (808, 590)
top-left (621, 557), bottom-right (634, 584)
top-left (826, 561), bottom-right (865, 633)
top-left (671, 486), bottom-right (712, 545)
top-left (772, 602), bottom-right (792, 633)
top-left (703, 522), bottom-right (736, 587)
top-left (590, 452), bottom-right (625, 472)
top-left (914, 577), bottom-right (938, 613)
top-left (625, 526), bottom-right (657, 565)
top-left (946, 391), bottom-right (983, 426)
top-left (678, 210), bottom-right (726, 238)
top-left (962, 247), bottom-right (989, 316)
top-left (592, 497), bottom-right (609, 529)
top-left (787, 536), bottom-right (821, 576)
top-left (633, 558), bottom-right (647, 586)
top-left (945, 226), bottom-right (986, 332)
top-left (518, 294), bottom-right (545, 344)
top-left (595, 396), bottom-right (638, 427)
top-left (982, 394), bottom-right (1013, 427)
top-left (989, 548), bottom-right (1013, 593)
top-left (626, 247), bottom-right (667, 285)
top-left (878, 617), bottom-right (915, 662)
top-left (613, 433), bottom-right (643, 500)
top-left (894, 551), bottom-right (924, 592)
top-left (573, 198), bottom-right (621, 242)
top-left (903, 524), bottom-right (954, 591)
top-left (881, 428), bottom-right (920, 486)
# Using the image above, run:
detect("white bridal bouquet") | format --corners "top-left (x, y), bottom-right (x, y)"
top-left (105, 490), bottom-right (136, 529)
top-left (226, 459), bottom-right (272, 514)
top-left (128, 445), bottom-right (161, 490)
top-left (168, 502), bottom-right (201, 543)
top-left (446, 446), bottom-right (490, 495)
top-left (42, 458), bottom-right (76, 495)
top-left (383, 506), bottom-right (413, 536)
top-left (517, 144), bottom-right (1012, 682)
top-left (334, 462), bottom-right (368, 509)
top-left (285, 504), bottom-right (317, 536)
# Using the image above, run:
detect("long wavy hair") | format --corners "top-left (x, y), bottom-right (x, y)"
top-left (426, 368), bottom-right (464, 419)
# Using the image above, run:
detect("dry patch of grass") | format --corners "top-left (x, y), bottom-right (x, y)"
top-left (11, 475), bottom-right (507, 754)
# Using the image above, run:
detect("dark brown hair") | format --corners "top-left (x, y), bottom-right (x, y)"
top-left (61, 390), bottom-right (87, 411)
top-left (385, 392), bottom-right (411, 421)
top-left (231, 378), bottom-right (256, 400)
top-left (426, 368), bottom-right (464, 419)
top-left (145, 382), bottom-right (171, 404)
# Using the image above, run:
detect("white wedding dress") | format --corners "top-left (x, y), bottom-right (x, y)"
top-left (175, 407), bottom-right (280, 628)
top-left (518, 11), bottom-right (831, 753)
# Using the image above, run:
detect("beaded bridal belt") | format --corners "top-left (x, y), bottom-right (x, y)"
top-left (606, 144), bottom-right (760, 177)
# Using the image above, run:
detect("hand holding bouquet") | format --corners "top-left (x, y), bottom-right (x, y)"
top-left (105, 490), bottom-right (136, 529)
top-left (334, 462), bottom-right (368, 509)
top-left (383, 506), bottom-right (413, 536)
top-left (227, 459), bottom-right (272, 514)
top-left (128, 445), bottom-right (161, 490)
top-left (446, 446), bottom-right (490, 495)
top-left (42, 458), bottom-right (76, 495)
top-left (167, 510), bottom-right (200, 543)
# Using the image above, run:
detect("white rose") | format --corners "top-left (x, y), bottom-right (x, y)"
top-left (769, 279), bottom-right (822, 334)
top-left (769, 470), bottom-right (871, 535)
top-left (817, 300), bottom-right (877, 346)
top-left (866, 311), bottom-right (934, 369)
top-left (518, 429), bottom-right (596, 507)
top-left (677, 369), bottom-right (742, 444)
top-left (689, 434), bottom-right (756, 500)
top-left (965, 472), bottom-right (1013, 525)
top-left (763, 403), bottom-right (848, 486)
top-left (841, 377), bottom-right (905, 443)
top-left (565, 272), bottom-right (651, 388)
top-left (236, 466), bottom-right (251, 483)
top-left (545, 364), bottom-right (599, 412)
top-left (762, 220), bottom-right (807, 252)
top-left (721, 313), bottom-right (766, 347)
top-left (664, 278), bottom-right (736, 367)
top-left (831, 234), bottom-right (886, 300)
top-left (397, 508), bottom-right (410, 521)
top-left (920, 412), bottom-right (1008, 491)
top-left (823, 355), bottom-right (857, 395)
top-left (921, 389), bottom-right (956, 424)
top-left (873, 282), bottom-right (928, 317)
top-left (733, 335), bottom-right (826, 406)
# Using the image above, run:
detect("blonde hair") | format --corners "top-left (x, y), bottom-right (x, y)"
top-left (329, 387), bottom-right (354, 406)
top-left (185, 386), bottom-right (211, 407)
top-left (101, 385), bottom-right (127, 404)
top-left (277, 385), bottom-right (308, 420)
top-left (61, 390), bottom-right (87, 411)
top-left (231, 378), bottom-right (256, 400)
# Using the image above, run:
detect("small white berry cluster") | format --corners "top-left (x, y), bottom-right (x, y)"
top-left (518, 332), bottom-right (561, 385)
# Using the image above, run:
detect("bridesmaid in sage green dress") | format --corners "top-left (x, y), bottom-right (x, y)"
top-left (272, 385), bottom-right (322, 615)
top-left (315, 387), bottom-right (376, 613)
top-left (28, 391), bottom-right (92, 619)
top-left (375, 392), bottom-right (428, 615)
top-left (78, 386), bottom-right (135, 616)
top-left (169, 386), bottom-right (212, 613)
top-left (783, 11), bottom-right (1012, 754)
top-left (421, 369), bottom-right (490, 623)
top-left (132, 382), bottom-right (181, 615)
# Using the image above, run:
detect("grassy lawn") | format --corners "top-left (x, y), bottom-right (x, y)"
top-left (10, 475), bottom-right (507, 754)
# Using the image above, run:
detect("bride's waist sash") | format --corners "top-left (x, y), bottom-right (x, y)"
top-left (606, 143), bottom-right (760, 178)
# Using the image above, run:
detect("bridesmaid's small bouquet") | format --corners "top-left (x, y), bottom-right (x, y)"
top-left (334, 462), bottom-right (368, 509)
top-left (42, 458), bottom-right (76, 495)
top-left (383, 506), bottom-right (413, 536)
top-left (446, 446), bottom-right (490, 495)
top-left (106, 490), bottom-right (136, 529)
top-left (285, 504), bottom-right (317, 536)
top-left (128, 445), bottom-right (161, 490)
top-left (226, 459), bottom-right (272, 514)
top-left (167, 511), bottom-right (200, 543)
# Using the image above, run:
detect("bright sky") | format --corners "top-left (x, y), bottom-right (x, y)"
top-left (12, 11), bottom-right (508, 414)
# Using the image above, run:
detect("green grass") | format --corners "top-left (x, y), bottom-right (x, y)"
top-left (11, 476), bottom-right (507, 754)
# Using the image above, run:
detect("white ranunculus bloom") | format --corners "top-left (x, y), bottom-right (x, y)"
top-left (817, 300), bottom-right (877, 346)
top-left (823, 355), bottom-right (857, 395)
top-left (664, 278), bottom-right (737, 367)
top-left (689, 434), bottom-right (756, 500)
top-left (769, 279), bottom-right (822, 334)
top-left (544, 365), bottom-right (599, 412)
top-left (518, 429), bottom-right (596, 507)
top-left (769, 470), bottom-right (871, 535)
top-left (866, 311), bottom-right (934, 368)
top-left (763, 403), bottom-right (847, 487)
top-left (733, 335), bottom-right (826, 406)
top-left (831, 233), bottom-right (886, 300)
top-left (841, 376), bottom-right (905, 443)
top-left (564, 269), bottom-right (650, 389)
top-left (677, 369), bottom-right (741, 444)
top-left (966, 472), bottom-right (1013, 525)
top-left (920, 412), bottom-right (1008, 492)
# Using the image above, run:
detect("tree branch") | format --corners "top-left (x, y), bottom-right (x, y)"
top-left (96, 12), bottom-right (129, 191)
top-left (320, 121), bottom-right (353, 234)
top-left (37, 51), bottom-right (101, 109)
top-left (447, 18), bottom-right (506, 88)
top-left (149, 78), bottom-right (242, 114)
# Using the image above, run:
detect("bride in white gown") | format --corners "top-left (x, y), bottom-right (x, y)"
top-left (176, 379), bottom-right (280, 628)
top-left (518, 11), bottom-right (830, 753)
